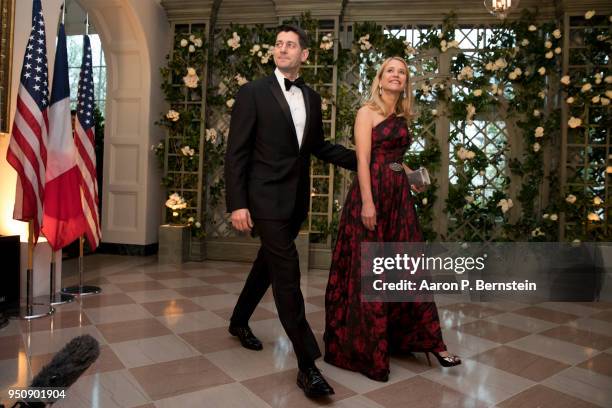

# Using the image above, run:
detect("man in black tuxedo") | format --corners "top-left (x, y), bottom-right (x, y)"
top-left (224, 25), bottom-right (356, 397)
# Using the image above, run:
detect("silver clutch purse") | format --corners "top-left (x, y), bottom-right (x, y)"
top-left (406, 167), bottom-right (431, 187)
top-left (388, 163), bottom-right (431, 187)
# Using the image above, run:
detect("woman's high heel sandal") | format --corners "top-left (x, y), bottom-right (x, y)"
top-left (424, 351), bottom-right (461, 367)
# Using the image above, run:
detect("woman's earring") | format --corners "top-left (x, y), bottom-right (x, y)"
top-left (378, 85), bottom-right (382, 96)
top-left (402, 90), bottom-right (407, 99)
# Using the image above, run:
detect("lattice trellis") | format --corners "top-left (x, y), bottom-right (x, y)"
top-left (162, 23), bottom-right (207, 226)
top-left (560, 13), bottom-right (611, 240)
top-left (205, 18), bottom-right (341, 242)
top-left (445, 26), bottom-right (514, 242)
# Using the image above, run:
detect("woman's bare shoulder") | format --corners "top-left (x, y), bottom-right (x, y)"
top-left (356, 105), bottom-right (376, 123)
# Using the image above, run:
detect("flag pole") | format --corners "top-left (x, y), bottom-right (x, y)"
top-left (20, 221), bottom-right (54, 319)
top-left (44, 2), bottom-right (74, 307)
top-left (60, 11), bottom-right (101, 297)
top-left (61, 237), bottom-right (100, 296)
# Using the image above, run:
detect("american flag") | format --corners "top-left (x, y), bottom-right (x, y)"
top-left (6, 0), bottom-right (49, 242)
top-left (74, 34), bottom-right (101, 250)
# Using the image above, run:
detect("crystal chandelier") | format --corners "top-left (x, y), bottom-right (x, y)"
top-left (483, 0), bottom-right (520, 19)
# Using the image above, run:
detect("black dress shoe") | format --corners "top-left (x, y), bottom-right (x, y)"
top-left (297, 366), bottom-right (335, 398)
top-left (228, 325), bottom-right (263, 350)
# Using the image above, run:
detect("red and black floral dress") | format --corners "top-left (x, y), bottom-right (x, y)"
top-left (324, 113), bottom-right (446, 381)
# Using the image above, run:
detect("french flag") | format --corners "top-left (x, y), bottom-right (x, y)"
top-left (41, 22), bottom-right (87, 251)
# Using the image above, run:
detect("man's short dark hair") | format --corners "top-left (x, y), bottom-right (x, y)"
top-left (276, 24), bottom-right (310, 49)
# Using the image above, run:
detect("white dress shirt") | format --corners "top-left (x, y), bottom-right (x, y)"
top-left (274, 68), bottom-right (306, 148)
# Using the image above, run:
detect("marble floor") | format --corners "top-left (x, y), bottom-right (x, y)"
top-left (1, 254), bottom-right (612, 407)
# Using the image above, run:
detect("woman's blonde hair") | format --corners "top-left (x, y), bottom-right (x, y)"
top-left (363, 57), bottom-right (414, 120)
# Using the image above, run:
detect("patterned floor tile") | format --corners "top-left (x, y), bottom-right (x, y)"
top-left (96, 318), bottom-right (171, 343)
top-left (497, 384), bottom-right (601, 408)
top-left (242, 368), bottom-right (356, 407)
top-left (129, 356), bottom-right (233, 401)
top-left (471, 345), bottom-right (570, 382)
top-left (364, 376), bottom-right (487, 408)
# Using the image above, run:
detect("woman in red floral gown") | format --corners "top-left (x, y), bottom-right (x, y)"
top-left (324, 57), bottom-right (460, 382)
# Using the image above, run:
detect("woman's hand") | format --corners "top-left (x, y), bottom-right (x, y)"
top-left (361, 202), bottom-right (377, 231)
top-left (411, 184), bottom-right (427, 193)
top-left (402, 163), bottom-right (427, 193)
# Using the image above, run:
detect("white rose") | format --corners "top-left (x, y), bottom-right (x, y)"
top-left (605, 76), bottom-right (612, 84)
top-left (535, 126), bottom-right (544, 137)
top-left (497, 198), bottom-right (514, 213)
top-left (494, 58), bottom-right (507, 69)
top-left (485, 62), bottom-right (494, 71)
top-left (528, 25), bottom-right (537, 32)
top-left (188, 217), bottom-right (195, 223)
top-left (554, 47), bottom-right (561, 54)
top-left (566, 194), bottom-right (577, 204)
top-left (195, 221), bottom-right (201, 228)
top-left (585, 10), bottom-right (595, 19)
top-left (545, 51), bottom-right (554, 59)
top-left (189, 34), bottom-right (195, 42)
top-left (194, 38), bottom-right (203, 47)
top-left (508, 72), bottom-right (517, 80)
top-left (422, 198), bottom-right (428, 205)
top-left (566, 96), bottom-right (575, 104)
top-left (180, 145), bottom-right (195, 156)
top-left (552, 29), bottom-right (562, 39)
top-left (550, 214), bottom-right (558, 221)
top-left (592, 95), bottom-right (601, 104)
top-left (538, 91), bottom-right (545, 99)
top-left (601, 97), bottom-right (610, 106)
top-left (431, 109), bottom-right (438, 116)
top-left (205, 128), bottom-right (217, 143)
top-left (606, 91), bottom-right (612, 99)
top-left (538, 67), bottom-right (546, 75)
top-left (544, 40), bottom-right (552, 49)
top-left (473, 89), bottom-right (482, 97)
top-left (187, 67), bottom-right (196, 76)
top-left (581, 83), bottom-right (592, 92)
top-left (568, 117), bottom-right (582, 128)
top-left (521, 39), bottom-right (529, 46)
top-left (533, 142), bottom-right (541, 152)
top-left (560, 75), bottom-right (570, 85)
top-left (180, 39), bottom-right (188, 47)
top-left (166, 109), bottom-right (180, 122)
top-left (543, 213), bottom-right (549, 219)
top-left (588, 212), bottom-right (600, 221)
top-left (514, 67), bottom-right (522, 76)
top-left (226, 98), bottom-right (235, 108)
top-left (533, 109), bottom-right (540, 117)
top-left (594, 196), bottom-right (603, 205)
top-left (189, 45), bottom-right (195, 53)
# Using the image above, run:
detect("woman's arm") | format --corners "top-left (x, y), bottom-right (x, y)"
top-left (355, 107), bottom-right (376, 231)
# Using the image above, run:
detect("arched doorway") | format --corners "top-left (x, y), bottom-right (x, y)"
top-left (73, 0), bottom-right (170, 253)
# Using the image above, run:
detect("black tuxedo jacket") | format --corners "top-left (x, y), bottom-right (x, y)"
top-left (224, 74), bottom-right (357, 222)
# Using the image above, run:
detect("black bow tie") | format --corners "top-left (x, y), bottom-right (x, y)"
top-left (284, 77), bottom-right (305, 91)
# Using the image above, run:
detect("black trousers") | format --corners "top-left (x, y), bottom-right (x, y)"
top-left (230, 216), bottom-right (321, 364)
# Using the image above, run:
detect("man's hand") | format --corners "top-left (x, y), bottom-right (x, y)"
top-left (231, 208), bottom-right (253, 232)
